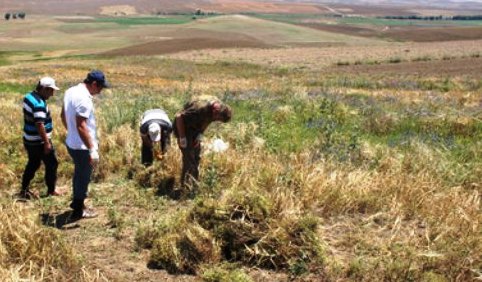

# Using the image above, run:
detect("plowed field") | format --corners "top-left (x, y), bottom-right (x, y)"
top-left (102, 37), bottom-right (271, 56)
top-left (302, 24), bottom-right (482, 42)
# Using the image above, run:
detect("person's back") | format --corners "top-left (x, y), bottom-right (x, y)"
top-left (140, 108), bottom-right (172, 166)
top-left (63, 83), bottom-right (97, 151)
top-left (23, 91), bottom-right (52, 144)
top-left (174, 97), bottom-right (232, 190)
top-left (141, 109), bottom-right (171, 126)
top-left (173, 99), bottom-right (217, 140)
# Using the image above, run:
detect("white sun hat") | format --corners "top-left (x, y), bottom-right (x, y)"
top-left (39, 77), bottom-right (60, 90)
top-left (148, 123), bottom-right (161, 142)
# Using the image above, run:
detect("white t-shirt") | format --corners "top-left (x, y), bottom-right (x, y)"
top-left (140, 109), bottom-right (172, 126)
top-left (63, 83), bottom-right (98, 150)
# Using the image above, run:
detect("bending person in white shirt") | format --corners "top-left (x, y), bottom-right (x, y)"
top-left (139, 108), bottom-right (172, 166)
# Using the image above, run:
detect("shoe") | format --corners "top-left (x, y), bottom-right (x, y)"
top-left (47, 190), bottom-right (62, 196)
top-left (18, 190), bottom-right (39, 200)
top-left (81, 209), bottom-right (98, 218)
top-left (72, 208), bottom-right (98, 219)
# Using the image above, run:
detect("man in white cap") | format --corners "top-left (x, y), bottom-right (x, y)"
top-left (139, 108), bottom-right (172, 166)
top-left (20, 77), bottom-right (61, 199)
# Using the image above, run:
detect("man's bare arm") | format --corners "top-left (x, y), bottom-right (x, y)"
top-left (76, 115), bottom-right (93, 150)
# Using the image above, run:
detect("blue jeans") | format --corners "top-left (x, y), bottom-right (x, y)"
top-left (67, 147), bottom-right (92, 201)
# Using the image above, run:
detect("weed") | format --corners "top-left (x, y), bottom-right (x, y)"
top-left (388, 57), bottom-right (402, 63)
top-left (200, 263), bottom-right (253, 282)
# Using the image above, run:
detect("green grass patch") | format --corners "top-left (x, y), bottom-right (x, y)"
top-left (0, 53), bottom-right (10, 66)
top-left (251, 13), bottom-right (482, 27)
top-left (248, 13), bottom-right (335, 24)
top-left (95, 16), bottom-right (194, 26)
top-left (0, 82), bottom-right (31, 95)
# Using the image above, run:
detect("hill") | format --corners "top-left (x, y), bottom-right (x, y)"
top-left (1, 0), bottom-right (481, 15)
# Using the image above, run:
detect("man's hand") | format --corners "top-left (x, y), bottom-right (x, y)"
top-left (193, 134), bottom-right (203, 148)
top-left (89, 148), bottom-right (100, 168)
top-left (178, 137), bottom-right (187, 149)
top-left (43, 141), bottom-right (52, 155)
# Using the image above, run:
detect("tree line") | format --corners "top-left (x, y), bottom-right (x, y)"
top-left (380, 15), bottom-right (482, 21)
top-left (4, 12), bottom-right (26, 20)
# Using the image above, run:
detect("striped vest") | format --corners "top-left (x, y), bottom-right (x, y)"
top-left (23, 91), bottom-right (52, 144)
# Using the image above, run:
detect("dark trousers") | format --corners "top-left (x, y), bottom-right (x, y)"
top-left (181, 145), bottom-right (201, 189)
top-left (141, 134), bottom-right (170, 166)
top-left (67, 147), bottom-right (92, 203)
top-left (21, 142), bottom-right (58, 194)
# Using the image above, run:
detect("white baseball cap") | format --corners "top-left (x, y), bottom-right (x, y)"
top-left (148, 123), bottom-right (161, 142)
top-left (39, 77), bottom-right (60, 90)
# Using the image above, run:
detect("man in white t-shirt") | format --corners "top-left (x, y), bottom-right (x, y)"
top-left (139, 109), bottom-right (172, 166)
top-left (61, 70), bottom-right (110, 219)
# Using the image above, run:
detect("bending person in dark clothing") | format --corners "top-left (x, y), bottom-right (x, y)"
top-left (173, 98), bottom-right (232, 191)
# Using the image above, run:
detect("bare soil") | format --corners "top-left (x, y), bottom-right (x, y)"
top-left (301, 23), bottom-right (380, 38)
top-left (383, 26), bottom-right (482, 42)
top-left (302, 24), bottom-right (482, 42)
top-left (102, 29), bottom-right (272, 56)
top-left (56, 207), bottom-right (200, 281)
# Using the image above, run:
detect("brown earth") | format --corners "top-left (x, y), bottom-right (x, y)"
top-left (60, 207), bottom-right (201, 282)
top-left (101, 32), bottom-right (273, 56)
top-left (383, 26), bottom-right (482, 42)
top-left (301, 23), bottom-right (380, 38)
top-left (302, 24), bottom-right (482, 42)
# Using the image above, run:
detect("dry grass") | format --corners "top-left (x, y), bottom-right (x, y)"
top-left (0, 201), bottom-right (107, 281)
top-left (169, 39), bottom-right (482, 71)
top-left (0, 41), bottom-right (480, 281)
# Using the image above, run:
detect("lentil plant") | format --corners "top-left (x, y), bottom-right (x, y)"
top-left (0, 54), bottom-right (480, 281)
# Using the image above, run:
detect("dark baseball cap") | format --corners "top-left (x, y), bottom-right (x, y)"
top-left (85, 70), bottom-right (110, 88)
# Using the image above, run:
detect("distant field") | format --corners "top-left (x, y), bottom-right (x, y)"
top-left (338, 17), bottom-right (482, 27)
top-left (94, 16), bottom-right (196, 25)
top-left (252, 13), bottom-right (482, 42)
top-left (252, 13), bottom-right (482, 27)
top-left (169, 39), bottom-right (482, 73)
top-left (102, 36), bottom-right (271, 56)
top-left (186, 15), bottom-right (379, 45)
top-left (0, 14), bottom-right (381, 61)
top-left (0, 13), bottom-right (481, 62)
